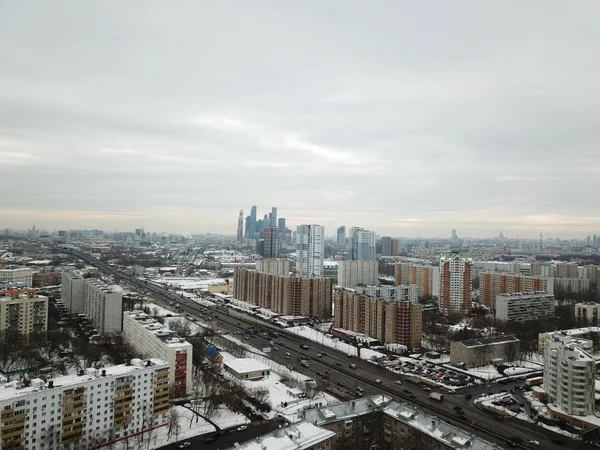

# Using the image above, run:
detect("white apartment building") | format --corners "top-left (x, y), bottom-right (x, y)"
top-left (439, 253), bottom-right (472, 314)
top-left (84, 279), bottom-right (123, 335)
top-left (543, 332), bottom-right (595, 417)
top-left (555, 277), bottom-right (590, 294)
top-left (495, 291), bottom-right (555, 323)
top-left (0, 294), bottom-right (48, 343)
top-left (355, 284), bottom-right (418, 303)
top-left (296, 224), bottom-right (324, 278)
top-left (122, 311), bottom-right (193, 396)
top-left (0, 358), bottom-right (170, 450)
top-left (348, 227), bottom-right (376, 260)
top-left (61, 269), bottom-right (86, 313)
top-left (337, 260), bottom-right (378, 289)
top-left (575, 302), bottom-right (600, 324)
top-left (255, 258), bottom-right (290, 276)
top-left (0, 267), bottom-right (34, 287)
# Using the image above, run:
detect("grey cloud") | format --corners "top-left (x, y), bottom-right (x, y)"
top-left (1, 1), bottom-right (600, 237)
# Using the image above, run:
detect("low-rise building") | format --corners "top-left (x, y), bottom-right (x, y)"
top-left (495, 291), bottom-right (555, 323)
top-left (32, 271), bottom-right (61, 288)
top-left (0, 267), bottom-right (33, 287)
top-left (0, 358), bottom-right (169, 450)
top-left (450, 335), bottom-right (520, 368)
top-left (84, 278), bottom-right (123, 335)
top-left (538, 327), bottom-right (600, 353)
top-left (122, 311), bottom-right (193, 396)
top-left (224, 358), bottom-right (270, 381)
top-left (0, 293), bottom-right (48, 343)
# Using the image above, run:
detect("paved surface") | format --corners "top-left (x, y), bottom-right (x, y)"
top-left (61, 247), bottom-right (591, 450)
top-left (158, 421), bottom-right (280, 450)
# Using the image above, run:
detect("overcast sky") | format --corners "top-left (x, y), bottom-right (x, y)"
top-left (1, 1), bottom-right (600, 239)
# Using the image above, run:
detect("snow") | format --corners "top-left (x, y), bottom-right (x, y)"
top-left (225, 358), bottom-right (270, 374)
top-left (504, 367), bottom-right (534, 376)
top-left (475, 392), bottom-right (533, 422)
top-left (234, 421), bottom-right (336, 450)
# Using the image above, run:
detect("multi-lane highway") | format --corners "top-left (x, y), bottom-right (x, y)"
top-left (58, 246), bottom-right (588, 450)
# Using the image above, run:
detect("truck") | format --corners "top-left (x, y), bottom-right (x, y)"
top-left (429, 392), bottom-right (444, 402)
top-left (301, 360), bottom-right (310, 368)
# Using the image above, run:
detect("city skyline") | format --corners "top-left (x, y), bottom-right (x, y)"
top-left (2, 2), bottom-right (600, 237)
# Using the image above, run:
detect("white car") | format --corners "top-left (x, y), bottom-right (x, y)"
top-left (237, 425), bottom-right (247, 431)
top-left (529, 441), bottom-right (540, 446)
top-left (178, 442), bottom-right (191, 448)
top-left (394, 380), bottom-right (402, 385)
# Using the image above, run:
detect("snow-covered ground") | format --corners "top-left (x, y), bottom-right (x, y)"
top-left (147, 405), bottom-right (249, 449)
top-left (151, 277), bottom-right (227, 290)
top-left (475, 392), bottom-right (532, 422)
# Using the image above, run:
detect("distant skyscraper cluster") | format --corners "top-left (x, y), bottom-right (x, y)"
top-left (240, 205), bottom-right (292, 256)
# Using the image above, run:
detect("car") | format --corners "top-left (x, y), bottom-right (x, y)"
top-left (529, 440), bottom-right (540, 446)
top-left (274, 347), bottom-right (279, 351)
top-left (203, 437), bottom-right (217, 443)
top-left (337, 382), bottom-right (344, 387)
top-left (237, 425), bottom-right (247, 431)
top-left (285, 355), bottom-right (290, 359)
top-left (244, 337), bottom-right (249, 340)
top-left (394, 380), bottom-right (402, 385)
top-left (178, 442), bottom-right (191, 448)
top-left (422, 386), bottom-right (431, 392)
top-left (336, 362), bottom-right (342, 367)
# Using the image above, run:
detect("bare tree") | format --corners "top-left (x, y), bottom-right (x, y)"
top-left (166, 408), bottom-right (181, 441)
top-left (168, 318), bottom-right (192, 337)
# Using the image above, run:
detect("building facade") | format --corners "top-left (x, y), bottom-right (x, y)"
top-left (122, 311), bottom-right (193, 396)
top-left (84, 279), bottom-right (123, 335)
top-left (296, 224), bottom-right (325, 278)
top-left (450, 335), bottom-right (520, 368)
top-left (554, 277), bottom-right (590, 294)
top-left (0, 294), bottom-right (48, 343)
top-left (575, 302), bottom-right (600, 325)
top-left (0, 359), bottom-right (169, 450)
top-left (495, 292), bottom-right (555, 323)
top-left (543, 332), bottom-right (595, 418)
top-left (354, 284), bottom-right (418, 303)
top-left (334, 288), bottom-right (422, 349)
top-left (394, 262), bottom-right (439, 299)
top-left (0, 268), bottom-right (34, 287)
top-left (381, 236), bottom-right (392, 256)
top-left (233, 268), bottom-right (332, 319)
top-left (261, 226), bottom-right (279, 258)
top-left (32, 272), bottom-right (61, 288)
top-left (439, 253), bottom-right (472, 314)
top-left (337, 260), bottom-right (378, 289)
top-left (336, 226), bottom-right (346, 247)
top-left (61, 269), bottom-right (86, 313)
top-left (323, 260), bottom-right (338, 284)
top-left (256, 258), bottom-right (290, 276)
top-left (479, 272), bottom-right (552, 310)
top-left (348, 227), bottom-right (376, 260)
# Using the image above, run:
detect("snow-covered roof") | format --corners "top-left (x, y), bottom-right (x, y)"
top-left (224, 358), bottom-right (270, 374)
top-left (234, 421), bottom-right (335, 450)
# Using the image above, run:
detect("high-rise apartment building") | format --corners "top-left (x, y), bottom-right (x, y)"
top-left (479, 272), bottom-right (553, 310)
top-left (296, 224), bottom-right (325, 278)
top-left (380, 236), bottom-right (392, 256)
top-left (336, 226), bottom-right (346, 247)
top-left (84, 279), bottom-right (123, 335)
top-left (334, 287), bottom-right (422, 349)
top-left (337, 260), bottom-right (378, 289)
top-left (394, 262), bottom-right (439, 299)
top-left (0, 359), bottom-right (169, 450)
top-left (495, 292), bottom-right (555, 323)
top-left (439, 253), bottom-right (472, 314)
top-left (233, 268), bottom-right (332, 319)
top-left (0, 294), bottom-right (48, 343)
top-left (544, 332), bottom-right (595, 418)
top-left (61, 269), bottom-right (86, 313)
top-left (262, 226), bottom-right (279, 258)
top-left (249, 205), bottom-right (257, 239)
top-left (122, 311), bottom-right (193, 396)
top-left (256, 258), bottom-right (290, 276)
top-left (391, 238), bottom-right (401, 256)
top-left (0, 267), bottom-right (34, 287)
top-left (354, 284), bottom-right (418, 303)
top-left (555, 262), bottom-right (579, 279)
top-left (348, 227), bottom-right (376, 260)
top-left (323, 260), bottom-right (338, 284)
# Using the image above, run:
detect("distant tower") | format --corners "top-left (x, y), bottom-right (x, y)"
top-left (237, 209), bottom-right (244, 242)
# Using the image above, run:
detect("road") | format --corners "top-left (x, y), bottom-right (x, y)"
top-left (59, 246), bottom-right (588, 450)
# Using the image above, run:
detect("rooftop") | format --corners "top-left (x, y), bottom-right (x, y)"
top-left (224, 358), bottom-right (270, 374)
top-left (0, 358), bottom-right (168, 402)
top-left (459, 334), bottom-right (519, 348)
top-left (303, 395), bottom-right (393, 424)
top-left (124, 311), bottom-right (190, 348)
top-left (233, 421), bottom-right (335, 450)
